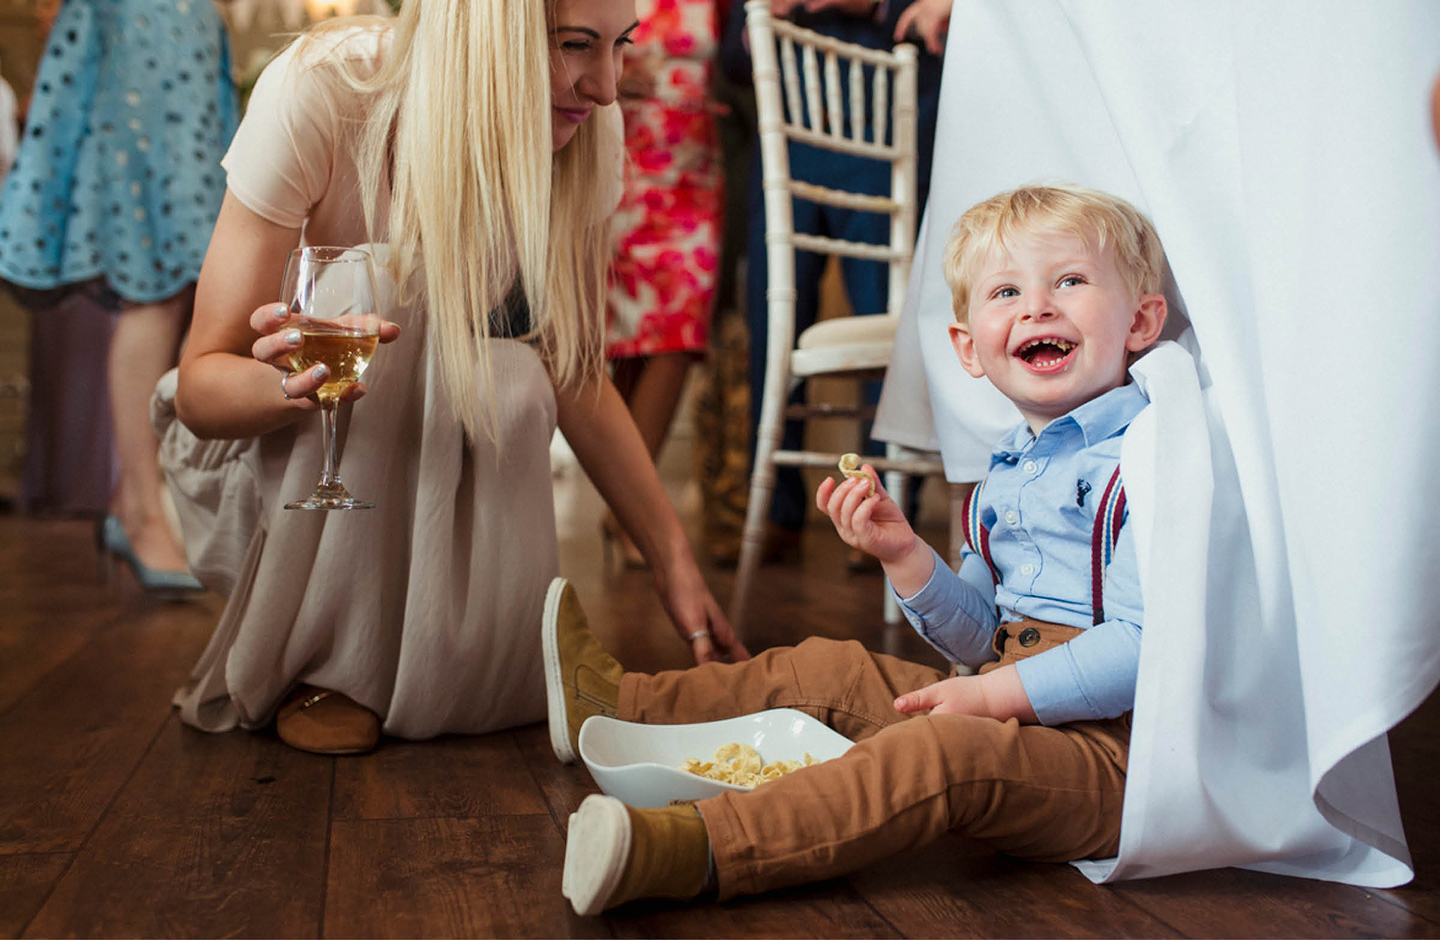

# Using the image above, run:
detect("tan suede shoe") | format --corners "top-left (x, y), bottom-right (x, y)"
top-left (275, 685), bottom-right (381, 756)
top-left (541, 577), bottom-right (623, 764)
top-left (562, 795), bottom-right (711, 916)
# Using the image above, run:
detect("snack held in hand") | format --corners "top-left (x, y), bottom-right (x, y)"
top-left (680, 742), bottom-right (820, 787)
top-left (838, 453), bottom-right (875, 497)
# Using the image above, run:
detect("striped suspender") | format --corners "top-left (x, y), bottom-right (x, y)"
top-left (961, 478), bottom-right (1001, 587)
top-left (1089, 465), bottom-right (1127, 625)
top-left (961, 464), bottom-right (1127, 625)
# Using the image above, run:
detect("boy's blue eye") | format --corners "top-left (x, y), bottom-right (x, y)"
top-left (994, 286), bottom-right (1019, 299)
top-left (1059, 275), bottom-right (1085, 288)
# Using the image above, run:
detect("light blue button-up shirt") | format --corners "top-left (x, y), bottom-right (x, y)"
top-left (896, 382), bottom-right (1148, 725)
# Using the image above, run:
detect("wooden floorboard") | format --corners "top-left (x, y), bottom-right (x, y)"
top-left (325, 816), bottom-right (595, 940)
top-left (25, 714), bottom-right (331, 939)
top-left (2, 457), bottom-right (1438, 938)
top-left (0, 854), bottom-right (70, 940)
top-left (846, 837), bottom-right (1183, 939)
top-left (332, 733), bottom-right (551, 822)
top-left (0, 598), bottom-right (216, 855)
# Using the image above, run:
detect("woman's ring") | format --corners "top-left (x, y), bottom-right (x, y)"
top-left (281, 371), bottom-right (295, 400)
top-left (687, 630), bottom-right (711, 642)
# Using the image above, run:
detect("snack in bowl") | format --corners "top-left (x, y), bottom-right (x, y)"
top-left (838, 452), bottom-right (874, 497)
top-left (679, 742), bottom-right (820, 787)
top-left (578, 708), bottom-right (853, 807)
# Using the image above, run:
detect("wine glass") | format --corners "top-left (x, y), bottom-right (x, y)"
top-left (281, 246), bottom-right (382, 511)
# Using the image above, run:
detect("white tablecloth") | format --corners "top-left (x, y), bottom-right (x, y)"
top-left (875, 0), bottom-right (1440, 887)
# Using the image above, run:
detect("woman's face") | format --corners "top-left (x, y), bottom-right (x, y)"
top-left (548, 0), bottom-right (638, 151)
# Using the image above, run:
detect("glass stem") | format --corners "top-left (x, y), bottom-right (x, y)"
top-left (319, 399), bottom-right (342, 492)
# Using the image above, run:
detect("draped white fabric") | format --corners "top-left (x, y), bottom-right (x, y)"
top-left (874, 0), bottom-right (1440, 887)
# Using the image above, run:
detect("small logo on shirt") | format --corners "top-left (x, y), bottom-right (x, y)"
top-left (1076, 479), bottom-right (1092, 507)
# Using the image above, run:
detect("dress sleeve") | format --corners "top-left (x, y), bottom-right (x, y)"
top-left (220, 41), bottom-right (341, 229)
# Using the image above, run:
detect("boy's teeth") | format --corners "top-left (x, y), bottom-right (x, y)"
top-left (1018, 338), bottom-right (1076, 354)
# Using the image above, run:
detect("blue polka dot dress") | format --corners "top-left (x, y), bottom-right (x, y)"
top-left (0, 0), bottom-right (238, 304)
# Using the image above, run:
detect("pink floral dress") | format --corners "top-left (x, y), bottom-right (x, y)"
top-left (604, 0), bottom-right (723, 360)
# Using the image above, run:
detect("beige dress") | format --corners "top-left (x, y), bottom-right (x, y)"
top-left (155, 25), bottom-right (623, 739)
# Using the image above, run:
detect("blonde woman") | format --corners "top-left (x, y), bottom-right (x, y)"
top-left (163, 0), bottom-right (748, 756)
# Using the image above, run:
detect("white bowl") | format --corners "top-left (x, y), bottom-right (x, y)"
top-left (578, 708), bottom-right (854, 808)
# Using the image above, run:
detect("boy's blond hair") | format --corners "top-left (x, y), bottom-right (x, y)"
top-left (943, 184), bottom-right (1165, 323)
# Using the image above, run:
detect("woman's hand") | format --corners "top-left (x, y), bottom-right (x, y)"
top-left (247, 301), bottom-right (401, 405)
top-left (556, 376), bottom-right (749, 666)
top-left (653, 553), bottom-right (751, 663)
top-left (894, 0), bottom-right (952, 55)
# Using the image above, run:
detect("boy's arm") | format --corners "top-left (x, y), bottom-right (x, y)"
top-left (1012, 522), bottom-right (1145, 724)
top-left (898, 517), bottom-right (1145, 725)
top-left (893, 545), bottom-right (999, 667)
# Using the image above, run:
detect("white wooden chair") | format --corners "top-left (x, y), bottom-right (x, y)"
top-left (729, 0), bottom-right (955, 634)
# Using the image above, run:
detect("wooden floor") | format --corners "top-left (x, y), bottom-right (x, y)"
top-left (2, 454), bottom-right (1439, 938)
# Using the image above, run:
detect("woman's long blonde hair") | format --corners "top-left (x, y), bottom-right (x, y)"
top-left (307, 0), bottom-right (610, 440)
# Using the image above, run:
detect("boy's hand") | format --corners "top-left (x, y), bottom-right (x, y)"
top-left (816, 466), bottom-right (917, 565)
top-left (894, 666), bottom-right (1037, 723)
top-left (894, 675), bottom-right (989, 716)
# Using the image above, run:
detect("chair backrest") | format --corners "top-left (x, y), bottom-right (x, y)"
top-left (744, 0), bottom-right (919, 330)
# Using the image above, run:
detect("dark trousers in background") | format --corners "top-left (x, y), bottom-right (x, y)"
top-left (743, 140), bottom-right (889, 532)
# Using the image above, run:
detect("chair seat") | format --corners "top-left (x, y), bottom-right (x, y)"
top-left (792, 313), bottom-right (897, 377)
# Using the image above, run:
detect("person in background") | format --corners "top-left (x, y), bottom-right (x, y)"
top-left (602, 0), bottom-right (725, 569)
top-left (160, 0), bottom-right (747, 758)
top-left (0, 0), bottom-right (238, 595)
top-left (718, 0), bottom-right (942, 566)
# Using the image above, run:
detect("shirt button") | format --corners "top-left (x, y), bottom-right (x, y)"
top-left (1022, 460), bottom-right (1038, 474)
top-left (1018, 627), bottom-right (1041, 647)
top-left (1020, 563), bottom-right (1034, 575)
top-left (1004, 510), bottom-right (1018, 525)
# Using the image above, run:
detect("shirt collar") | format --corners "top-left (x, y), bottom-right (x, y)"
top-left (991, 381), bottom-right (1150, 464)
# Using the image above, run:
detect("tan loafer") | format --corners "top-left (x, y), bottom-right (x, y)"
top-left (275, 685), bottom-right (381, 755)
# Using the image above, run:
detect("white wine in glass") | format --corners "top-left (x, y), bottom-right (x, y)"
top-left (281, 245), bottom-right (382, 510)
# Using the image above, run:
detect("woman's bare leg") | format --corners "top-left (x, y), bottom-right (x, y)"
top-left (108, 288), bottom-right (191, 573)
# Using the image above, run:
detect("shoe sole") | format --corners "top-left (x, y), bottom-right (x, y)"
top-left (563, 795), bottom-right (632, 916)
top-left (541, 576), bottom-right (577, 764)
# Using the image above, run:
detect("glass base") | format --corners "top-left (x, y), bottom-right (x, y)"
top-left (285, 480), bottom-right (373, 510)
top-left (285, 495), bottom-right (375, 511)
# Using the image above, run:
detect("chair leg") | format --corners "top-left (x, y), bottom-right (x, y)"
top-left (729, 389), bottom-right (790, 635)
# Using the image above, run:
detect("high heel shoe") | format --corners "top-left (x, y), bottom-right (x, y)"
top-left (96, 515), bottom-right (205, 598)
top-left (600, 515), bottom-right (647, 570)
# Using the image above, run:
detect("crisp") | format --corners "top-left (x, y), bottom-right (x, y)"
top-left (838, 452), bottom-right (874, 497)
top-left (680, 742), bottom-right (820, 787)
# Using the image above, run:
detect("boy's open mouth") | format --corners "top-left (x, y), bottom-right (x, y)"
top-left (1014, 336), bottom-right (1077, 370)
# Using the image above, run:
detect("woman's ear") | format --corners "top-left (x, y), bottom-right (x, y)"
top-left (949, 321), bottom-right (986, 378)
top-left (1125, 293), bottom-right (1168, 352)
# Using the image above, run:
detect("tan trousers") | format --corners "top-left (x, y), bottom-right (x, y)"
top-left (618, 621), bottom-right (1130, 900)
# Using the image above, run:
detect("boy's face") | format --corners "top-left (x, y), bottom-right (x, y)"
top-left (949, 228), bottom-right (1166, 435)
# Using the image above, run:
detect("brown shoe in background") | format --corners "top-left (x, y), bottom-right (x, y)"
top-left (275, 685), bottom-right (381, 755)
